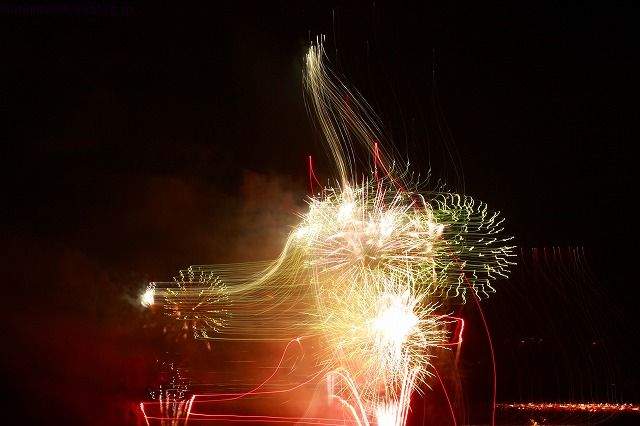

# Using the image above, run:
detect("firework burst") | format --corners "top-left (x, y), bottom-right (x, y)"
top-left (140, 38), bottom-right (515, 426)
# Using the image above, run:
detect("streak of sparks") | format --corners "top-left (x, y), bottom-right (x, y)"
top-left (498, 402), bottom-right (640, 413)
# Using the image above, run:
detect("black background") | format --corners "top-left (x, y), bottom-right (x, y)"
top-left (1, 1), bottom-right (638, 425)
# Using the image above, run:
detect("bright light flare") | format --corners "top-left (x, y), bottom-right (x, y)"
top-left (375, 402), bottom-right (401, 426)
top-left (141, 284), bottom-right (155, 307)
top-left (371, 290), bottom-right (419, 362)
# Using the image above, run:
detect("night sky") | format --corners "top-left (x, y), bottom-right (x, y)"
top-left (2, 2), bottom-right (639, 425)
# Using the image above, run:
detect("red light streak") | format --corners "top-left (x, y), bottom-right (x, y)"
top-left (308, 155), bottom-right (323, 195)
top-left (444, 240), bottom-right (498, 426)
top-left (432, 364), bottom-right (457, 426)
